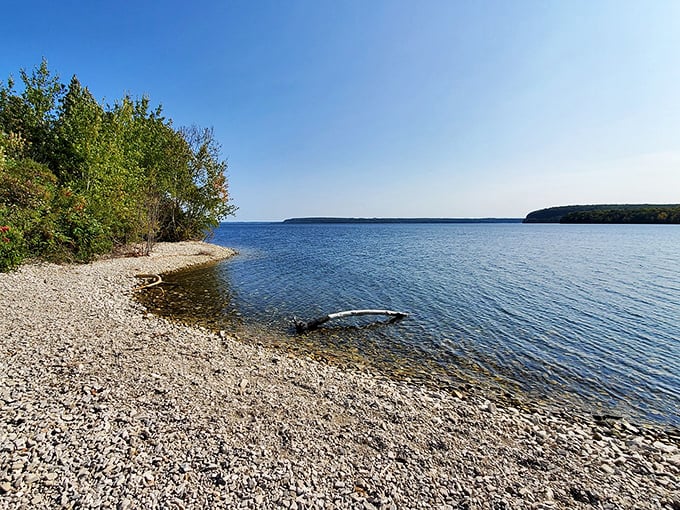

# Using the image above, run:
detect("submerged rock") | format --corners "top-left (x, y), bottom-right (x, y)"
top-left (0, 241), bottom-right (677, 509)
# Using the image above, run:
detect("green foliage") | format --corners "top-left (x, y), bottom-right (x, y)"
top-left (0, 153), bottom-right (57, 254)
top-left (52, 75), bottom-right (104, 184)
top-left (160, 125), bottom-right (236, 241)
top-left (0, 58), bottom-right (64, 165)
top-left (525, 204), bottom-right (680, 223)
top-left (561, 206), bottom-right (680, 224)
top-left (0, 224), bottom-right (26, 272)
top-left (49, 188), bottom-right (112, 262)
top-left (0, 59), bottom-right (236, 271)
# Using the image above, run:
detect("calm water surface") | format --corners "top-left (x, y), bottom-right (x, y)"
top-left (148, 223), bottom-right (680, 426)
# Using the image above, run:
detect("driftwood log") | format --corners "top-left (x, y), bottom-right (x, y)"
top-left (294, 309), bottom-right (408, 333)
top-left (133, 274), bottom-right (163, 291)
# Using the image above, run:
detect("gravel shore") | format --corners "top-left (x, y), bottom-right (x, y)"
top-left (1, 241), bottom-right (678, 509)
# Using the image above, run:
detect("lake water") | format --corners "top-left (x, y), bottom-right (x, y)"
top-left (146, 223), bottom-right (680, 427)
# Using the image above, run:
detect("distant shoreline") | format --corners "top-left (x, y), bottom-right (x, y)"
top-left (283, 217), bottom-right (523, 224)
top-left (524, 204), bottom-right (680, 224)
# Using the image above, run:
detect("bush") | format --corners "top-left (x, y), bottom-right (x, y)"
top-left (0, 224), bottom-right (27, 272)
top-left (0, 156), bottom-right (57, 255)
top-left (42, 188), bottom-right (112, 263)
top-left (58, 207), bottom-right (112, 262)
top-left (1, 60), bottom-right (236, 269)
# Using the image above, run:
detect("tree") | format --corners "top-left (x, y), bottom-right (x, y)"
top-left (0, 58), bottom-right (63, 164)
top-left (0, 59), bottom-right (236, 270)
top-left (172, 125), bottom-right (236, 240)
top-left (53, 75), bottom-right (104, 187)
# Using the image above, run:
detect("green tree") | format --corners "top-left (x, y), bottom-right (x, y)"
top-left (53, 75), bottom-right (104, 187)
top-left (0, 134), bottom-right (58, 257)
top-left (0, 59), bottom-right (236, 271)
top-left (0, 58), bottom-right (63, 164)
top-left (171, 125), bottom-right (236, 240)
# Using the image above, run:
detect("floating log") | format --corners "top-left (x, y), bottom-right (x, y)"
top-left (294, 309), bottom-right (408, 333)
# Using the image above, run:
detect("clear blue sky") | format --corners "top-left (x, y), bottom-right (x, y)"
top-left (2, 1), bottom-right (679, 220)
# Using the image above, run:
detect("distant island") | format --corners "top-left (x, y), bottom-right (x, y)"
top-left (284, 207), bottom-right (680, 225)
top-left (283, 217), bottom-right (523, 224)
top-left (524, 204), bottom-right (680, 224)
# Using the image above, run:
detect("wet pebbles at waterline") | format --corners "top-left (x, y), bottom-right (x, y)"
top-left (1, 242), bottom-right (679, 509)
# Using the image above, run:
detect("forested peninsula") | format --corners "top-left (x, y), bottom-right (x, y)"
top-left (524, 204), bottom-right (680, 224)
top-left (0, 59), bottom-right (235, 272)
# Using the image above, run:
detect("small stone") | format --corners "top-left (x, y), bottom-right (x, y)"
top-left (24, 473), bottom-right (40, 484)
top-left (44, 472), bottom-right (58, 481)
top-left (255, 495), bottom-right (264, 505)
top-left (626, 437), bottom-right (645, 449)
top-left (621, 421), bottom-right (639, 434)
top-left (0, 482), bottom-right (12, 494)
top-left (600, 464), bottom-right (615, 474)
top-left (239, 378), bottom-right (249, 390)
top-left (653, 441), bottom-right (677, 454)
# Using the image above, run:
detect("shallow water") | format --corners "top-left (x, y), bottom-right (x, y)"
top-left (141, 223), bottom-right (680, 426)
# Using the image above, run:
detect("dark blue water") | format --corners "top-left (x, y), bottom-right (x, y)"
top-left (191, 223), bottom-right (679, 426)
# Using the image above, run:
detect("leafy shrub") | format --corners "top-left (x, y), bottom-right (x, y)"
top-left (0, 224), bottom-right (27, 272)
top-left (1, 60), bottom-right (236, 269)
top-left (57, 196), bottom-right (112, 262)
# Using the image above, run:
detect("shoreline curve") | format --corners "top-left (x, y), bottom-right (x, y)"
top-left (1, 241), bottom-right (678, 508)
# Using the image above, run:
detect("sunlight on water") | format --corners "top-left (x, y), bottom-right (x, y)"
top-left (140, 223), bottom-right (680, 427)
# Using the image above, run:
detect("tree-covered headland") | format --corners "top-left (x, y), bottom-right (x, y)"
top-left (0, 59), bottom-right (236, 271)
top-left (524, 204), bottom-right (680, 224)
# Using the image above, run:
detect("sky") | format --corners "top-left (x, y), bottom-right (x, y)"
top-left (1, 0), bottom-right (680, 221)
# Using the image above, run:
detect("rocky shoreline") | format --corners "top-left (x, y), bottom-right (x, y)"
top-left (1, 242), bottom-right (678, 509)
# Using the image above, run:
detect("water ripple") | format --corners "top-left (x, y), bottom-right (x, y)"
top-left (160, 223), bottom-right (680, 427)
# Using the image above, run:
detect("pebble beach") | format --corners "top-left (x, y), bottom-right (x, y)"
top-left (1, 241), bottom-right (678, 509)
